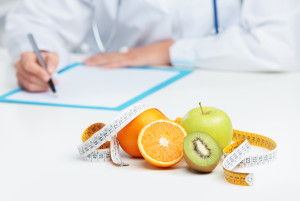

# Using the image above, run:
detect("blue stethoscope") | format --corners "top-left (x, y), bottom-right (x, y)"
top-left (212, 0), bottom-right (220, 34)
top-left (92, 0), bottom-right (220, 53)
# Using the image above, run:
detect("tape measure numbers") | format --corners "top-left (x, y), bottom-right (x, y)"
top-left (81, 123), bottom-right (111, 162)
top-left (223, 129), bottom-right (277, 186)
top-left (78, 104), bottom-right (151, 165)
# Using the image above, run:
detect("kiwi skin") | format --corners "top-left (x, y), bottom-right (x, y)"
top-left (184, 152), bottom-right (221, 173)
top-left (183, 132), bottom-right (222, 173)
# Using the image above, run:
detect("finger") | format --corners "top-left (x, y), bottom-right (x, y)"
top-left (15, 62), bottom-right (48, 86)
top-left (14, 61), bottom-right (21, 70)
top-left (84, 53), bottom-right (122, 66)
top-left (101, 54), bottom-right (140, 69)
top-left (19, 69), bottom-right (49, 87)
top-left (101, 59), bottom-right (134, 69)
top-left (84, 55), bottom-right (106, 66)
top-left (21, 57), bottom-right (50, 82)
top-left (42, 52), bottom-right (59, 75)
top-left (16, 72), bottom-right (49, 92)
top-left (17, 72), bottom-right (49, 92)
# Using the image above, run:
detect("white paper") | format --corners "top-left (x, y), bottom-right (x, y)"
top-left (6, 65), bottom-right (179, 109)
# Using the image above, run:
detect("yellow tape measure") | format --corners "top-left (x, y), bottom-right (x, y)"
top-left (223, 129), bottom-right (277, 186)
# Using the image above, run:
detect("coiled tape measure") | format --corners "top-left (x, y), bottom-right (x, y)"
top-left (77, 103), bottom-right (277, 186)
top-left (78, 104), bottom-right (151, 166)
top-left (223, 129), bottom-right (277, 186)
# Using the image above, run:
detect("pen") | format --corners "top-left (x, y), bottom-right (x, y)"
top-left (27, 33), bottom-right (57, 94)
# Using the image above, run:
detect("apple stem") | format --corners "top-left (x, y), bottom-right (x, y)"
top-left (199, 102), bottom-right (204, 115)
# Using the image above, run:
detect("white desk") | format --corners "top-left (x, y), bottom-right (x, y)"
top-left (0, 48), bottom-right (299, 200)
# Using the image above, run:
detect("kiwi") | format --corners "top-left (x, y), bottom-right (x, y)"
top-left (183, 131), bottom-right (221, 173)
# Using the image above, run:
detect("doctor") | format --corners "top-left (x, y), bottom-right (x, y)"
top-left (4, 0), bottom-right (300, 92)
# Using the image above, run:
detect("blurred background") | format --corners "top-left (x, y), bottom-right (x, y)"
top-left (0, 0), bottom-right (19, 46)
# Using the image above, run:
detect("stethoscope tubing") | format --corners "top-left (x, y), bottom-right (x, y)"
top-left (92, 0), bottom-right (122, 53)
top-left (213, 0), bottom-right (219, 34)
top-left (92, 0), bottom-right (220, 53)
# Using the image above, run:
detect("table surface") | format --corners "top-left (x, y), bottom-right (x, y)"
top-left (0, 48), bottom-right (299, 201)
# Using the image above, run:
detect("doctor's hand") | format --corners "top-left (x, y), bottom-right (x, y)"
top-left (84, 40), bottom-right (175, 68)
top-left (15, 51), bottom-right (59, 92)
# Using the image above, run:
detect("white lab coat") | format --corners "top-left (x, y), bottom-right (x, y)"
top-left (3, 0), bottom-right (300, 71)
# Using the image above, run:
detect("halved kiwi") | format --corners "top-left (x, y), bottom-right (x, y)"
top-left (183, 131), bottom-right (221, 172)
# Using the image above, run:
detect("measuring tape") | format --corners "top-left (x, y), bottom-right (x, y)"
top-left (78, 103), bottom-right (151, 166)
top-left (81, 123), bottom-right (111, 162)
top-left (223, 129), bottom-right (277, 186)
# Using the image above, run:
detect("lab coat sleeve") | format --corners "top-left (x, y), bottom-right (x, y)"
top-left (3, 0), bottom-right (91, 67)
top-left (170, 0), bottom-right (300, 72)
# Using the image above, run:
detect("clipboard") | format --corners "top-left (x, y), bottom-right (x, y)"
top-left (0, 63), bottom-right (193, 111)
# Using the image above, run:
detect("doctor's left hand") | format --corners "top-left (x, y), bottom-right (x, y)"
top-left (84, 40), bottom-right (175, 68)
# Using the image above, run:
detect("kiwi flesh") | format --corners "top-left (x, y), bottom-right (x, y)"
top-left (183, 131), bottom-right (221, 172)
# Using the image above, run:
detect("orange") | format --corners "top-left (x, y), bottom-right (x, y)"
top-left (82, 123), bottom-right (110, 149)
top-left (117, 108), bottom-right (167, 157)
top-left (137, 119), bottom-right (187, 167)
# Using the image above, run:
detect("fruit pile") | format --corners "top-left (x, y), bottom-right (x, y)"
top-left (114, 103), bottom-right (233, 172)
top-left (80, 103), bottom-right (279, 186)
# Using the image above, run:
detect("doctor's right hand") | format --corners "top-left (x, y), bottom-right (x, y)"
top-left (15, 51), bottom-right (59, 92)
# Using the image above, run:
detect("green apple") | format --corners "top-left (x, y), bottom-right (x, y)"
top-left (181, 104), bottom-right (232, 151)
